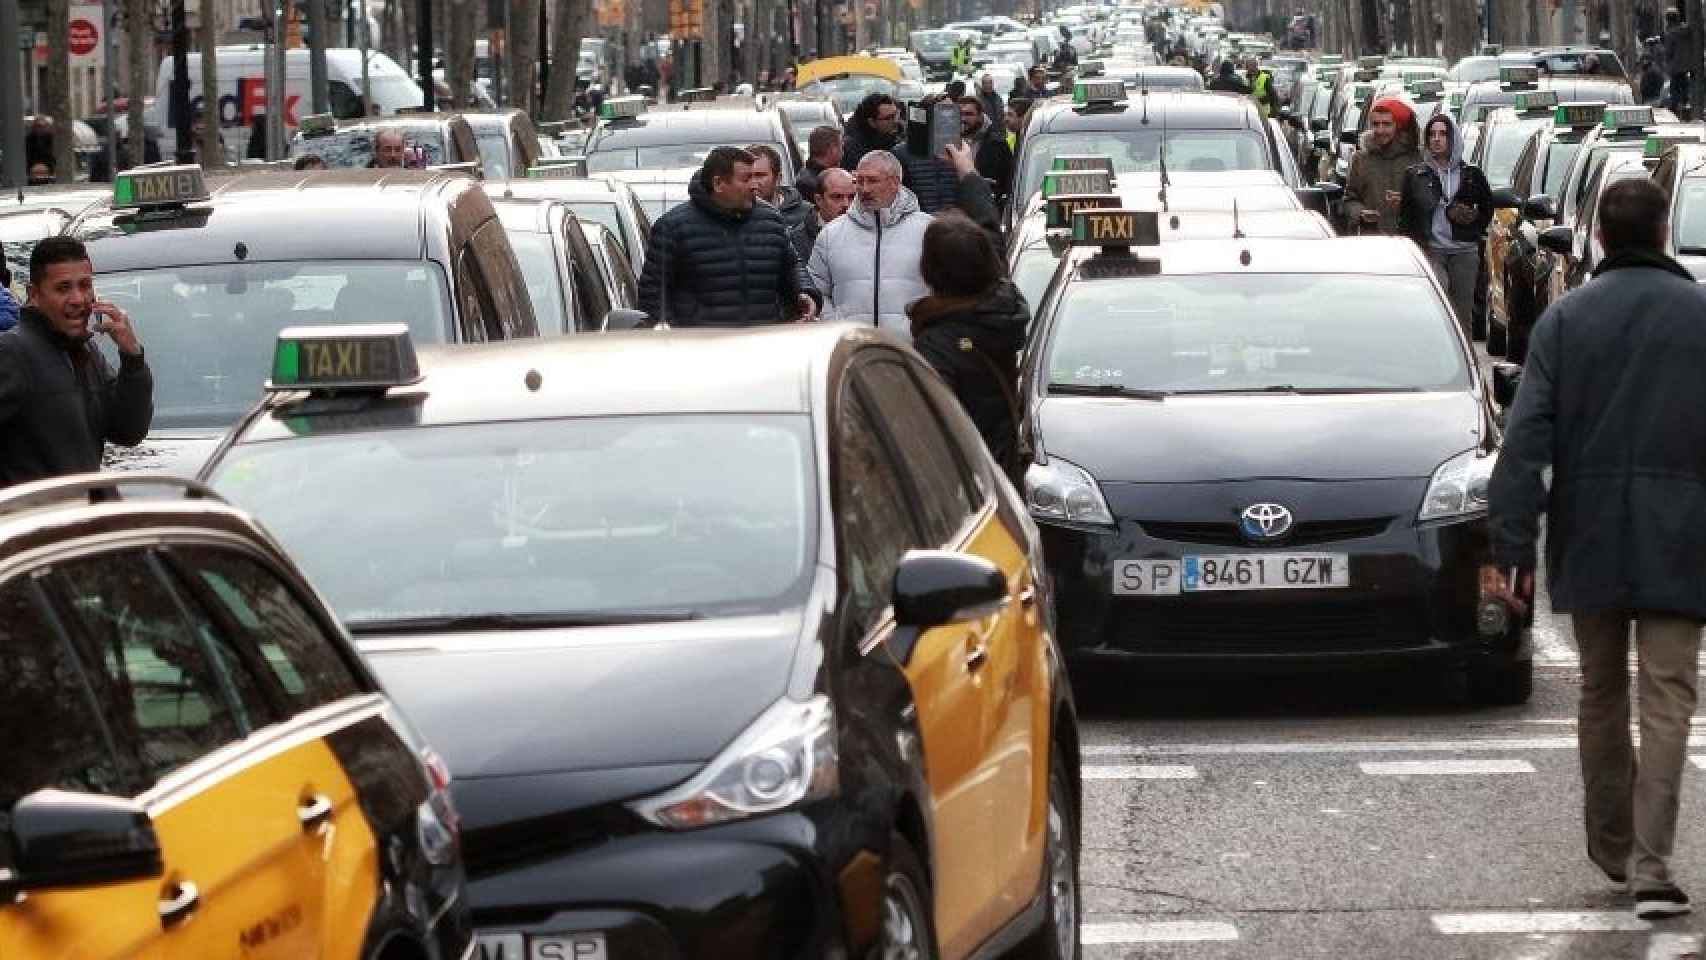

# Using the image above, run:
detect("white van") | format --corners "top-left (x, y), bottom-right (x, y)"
top-left (157, 47), bottom-right (425, 155)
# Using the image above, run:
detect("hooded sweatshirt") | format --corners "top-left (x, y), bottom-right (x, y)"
top-left (1399, 113), bottom-right (1494, 253)
top-left (1343, 97), bottom-right (1422, 235)
top-left (806, 185), bottom-right (932, 340)
top-left (1424, 114), bottom-right (1470, 253)
top-left (908, 281), bottom-right (1031, 472)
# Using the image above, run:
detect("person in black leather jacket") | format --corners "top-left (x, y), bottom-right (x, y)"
top-left (1398, 112), bottom-right (1493, 337)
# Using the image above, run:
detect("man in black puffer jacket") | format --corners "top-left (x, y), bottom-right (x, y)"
top-left (637, 147), bottom-right (821, 327)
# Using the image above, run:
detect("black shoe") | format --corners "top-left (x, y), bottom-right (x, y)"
top-left (1635, 886), bottom-right (1691, 919)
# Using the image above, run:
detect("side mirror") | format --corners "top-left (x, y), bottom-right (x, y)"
top-left (1295, 185), bottom-right (1327, 214)
top-left (892, 550), bottom-right (1008, 629)
top-left (1489, 186), bottom-right (1522, 209)
top-left (1309, 116), bottom-right (1328, 132)
top-left (1338, 130), bottom-right (1359, 146)
top-left (5, 790), bottom-right (163, 893)
top-left (602, 307), bottom-right (650, 331)
top-left (1538, 224), bottom-right (1573, 255)
top-left (1491, 362), bottom-right (1523, 408)
top-left (1522, 195), bottom-right (1559, 221)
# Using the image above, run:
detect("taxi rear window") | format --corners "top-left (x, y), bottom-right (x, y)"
top-left (1016, 129), bottom-right (1271, 206)
top-left (1045, 274), bottom-right (1468, 395)
top-left (564, 200), bottom-right (627, 252)
top-left (1541, 139), bottom-right (1585, 196)
top-left (291, 130), bottom-right (449, 169)
top-left (94, 261), bottom-right (452, 428)
top-left (210, 415), bottom-right (818, 628)
top-left (1482, 119), bottom-right (1547, 186)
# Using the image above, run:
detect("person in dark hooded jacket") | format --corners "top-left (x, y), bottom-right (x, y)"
top-left (908, 210), bottom-right (1031, 478)
top-left (841, 93), bottom-right (902, 172)
top-left (1399, 112), bottom-right (1493, 337)
top-left (637, 146), bottom-right (821, 327)
top-left (1207, 60), bottom-right (1250, 93)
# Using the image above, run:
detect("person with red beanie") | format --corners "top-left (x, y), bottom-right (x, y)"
top-left (1343, 96), bottom-right (1421, 235)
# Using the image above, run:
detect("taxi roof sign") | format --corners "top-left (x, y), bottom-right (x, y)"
top-left (678, 87), bottom-right (717, 103)
top-left (1351, 83), bottom-right (1375, 104)
top-left (267, 324), bottom-right (422, 393)
top-left (1045, 192), bottom-right (1120, 230)
top-left (1352, 68), bottom-right (1379, 82)
top-left (299, 113), bottom-right (337, 138)
top-left (1499, 65), bottom-right (1540, 86)
top-left (1073, 79), bottom-right (1126, 105)
top-left (598, 95), bottom-right (647, 120)
top-left (1318, 54), bottom-right (1345, 65)
top-left (1042, 169), bottom-right (1115, 199)
top-left (1051, 155), bottom-right (1117, 176)
top-left (1449, 91), bottom-right (1466, 107)
top-left (1357, 55), bottom-right (1385, 68)
top-left (1644, 133), bottom-right (1701, 157)
top-left (1514, 90), bottom-right (1559, 112)
top-left (112, 164), bottom-right (209, 210)
top-left (527, 157), bottom-right (588, 178)
top-left (1410, 78), bottom-right (1445, 98)
top-left (1604, 104), bottom-right (1655, 129)
top-left (1554, 101), bottom-right (1606, 127)
top-left (1070, 208), bottom-right (1160, 249)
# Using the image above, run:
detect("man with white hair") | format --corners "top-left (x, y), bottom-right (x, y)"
top-left (807, 150), bottom-right (932, 340)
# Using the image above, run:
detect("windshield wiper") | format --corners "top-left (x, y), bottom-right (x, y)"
top-left (1047, 382), bottom-right (1170, 400)
top-left (1167, 385), bottom-right (1424, 396)
top-left (348, 610), bottom-right (706, 634)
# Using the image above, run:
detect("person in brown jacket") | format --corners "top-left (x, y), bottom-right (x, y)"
top-left (1343, 96), bottom-right (1421, 235)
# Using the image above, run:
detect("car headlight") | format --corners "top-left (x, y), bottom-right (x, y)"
top-left (630, 695), bottom-right (837, 830)
top-left (1418, 448), bottom-right (1497, 521)
top-left (1025, 456), bottom-right (1114, 526)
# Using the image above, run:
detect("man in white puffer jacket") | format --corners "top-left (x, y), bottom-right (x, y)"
top-left (807, 150), bottom-right (932, 341)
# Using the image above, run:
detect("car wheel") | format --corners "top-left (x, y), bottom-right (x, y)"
top-left (1016, 754), bottom-right (1081, 960)
top-left (1469, 658), bottom-right (1534, 706)
top-left (880, 832), bottom-right (936, 960)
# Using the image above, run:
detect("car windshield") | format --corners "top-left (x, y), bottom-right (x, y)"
top-left (290, 130), bottom-right (447, 168)
top-left (1446, 57), bottom-right (1501, 82)
top-left (913, 31), bottom-right (957, 51)
top-left (1673, 181), bottom-right (1706, 252)
top-left (208, 415), bottom-right (818, 626)
top-left (588, 141), bottom-right (788, 176)
top-left (474, 131), bottom-right (514, 179)
top-left (776, 102), bottom-right (835, 133)
top-left (1016, 129), bottom-right (1271, 206)
top-left (93, 261), bottom-right (451, 428)
top-left (624, 183), bottom-right (690, 219)
top-left (504, 232), bottom-right (568, 333)
top-left (1045, 274), bottom-right (1468, 394)
top-left (1482, 120), bottom-right (1546, 186)
top-left (801, 75), bottom-right (899, 115)
top-left (1536, 52), bottom-right (1625, 79)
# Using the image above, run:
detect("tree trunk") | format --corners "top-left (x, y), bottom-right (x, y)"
top-left (126, 0), bottom-right (149, 168)
top-left (1610, 0), bottom-right (1636, 79)
top-left (544, 0), bottom-right (588, 119)
top-left (447, 0), bottom-right (476, 107)
top-left (510, 0), bottom-right (541, 113)
top-left (45, 0), bottom-right (74, 182)
top-left (200, 0), bottom-right (221, 166)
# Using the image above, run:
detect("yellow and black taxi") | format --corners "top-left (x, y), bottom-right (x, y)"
top-left (0, 473), bottom-right (472, 960)
top-left (458, 109), bottom-right (543, 181)
top-left (290, 113), bottom-right (482, 172)
top-left (197, 324), bottom-right (1084, 960)
top-left (483, 171), bottom-right (651, 274)
top-left (483, 177), bottom-right (645, 333)
top-left (581, 95), bottom-right (804, 179)
top-left (66, 163), bottom-right (538, 475)
top-left (1021, 209), bottom-right (1530, 704)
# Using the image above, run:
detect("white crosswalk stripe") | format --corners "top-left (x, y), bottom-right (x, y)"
top-left (1082, 763), bottom-right (1198, 780)
top-left (1359, 758), bottom-right (1536, 775)
top-left (1081, 920), bottom-right (1240, 944)
top-left (1431, 911), bottom-right (1653, 934)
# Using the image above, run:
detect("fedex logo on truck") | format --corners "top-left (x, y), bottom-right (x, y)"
top-left (192, 77), bottom-right (303, 129)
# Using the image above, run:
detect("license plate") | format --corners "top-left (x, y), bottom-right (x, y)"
top-left (477, 932), bottom-right (608, 960)
top-left (1114, 555), bottom-right (1349, 594)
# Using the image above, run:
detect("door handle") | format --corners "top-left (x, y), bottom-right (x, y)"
top-left (158, 881), bottom-right (199, 927)
top-left (1019, 585), bottom-right (1037, 609)
top-left (965, 640), bottom-right (989, 672)
top-left (298, 793), bottom-right (334, 829)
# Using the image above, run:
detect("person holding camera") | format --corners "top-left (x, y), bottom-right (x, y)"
top-left (0, 237), bottom-right (153, 488)
top-left (1399, 112), bottom-right (1492, 337)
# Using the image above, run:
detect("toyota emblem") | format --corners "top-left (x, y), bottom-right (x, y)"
top-left (1239, 503), bottom-right (1294, 541)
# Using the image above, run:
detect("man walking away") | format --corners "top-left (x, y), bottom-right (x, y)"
top-left (841, 93), bottom-right (902, 171)
top-left (797, 126), bottom-right (843, 203)
top-left (747, 143), bottom-right (811, 233)
top-left (958, 97), bottom-right (1014, 208)
top-left (1400, 112), bottom-right (1492, 338)
top-left (1208, 61), bottom-right (1250, 93)
top-left (1344, 97), bottom-right (1420, 235)
top-left (0, 237), bottom-right (152, 488)
top-left (1488, 178), bottom-right (1706, 921)
top-left (791, 168), bottom-right (856, 264)
top-left (1663, 8), bottom-right (1691, 115)
top-left (637, 146), bottom-right (821, 327)
top-left (807, 151), bottom-right (932, 340)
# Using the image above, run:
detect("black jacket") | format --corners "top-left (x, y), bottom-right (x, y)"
top-left (886, 155), bottom-right (1006, 257)
top-left (1489, 251), bottom-right (1706, 617)
top-left (636, 174), bottom-right (819, 327)
top-left (840, 125), bottom-right (898, 173)
top-left (0, 307), bottom-right (153, 488)
top-left (909, 281), bottom-right (1031, 472)
top-left (968, 124), bottom-right (1015, 207)
top-left (796, 158), bottom-right (830, 203)
top-left (1397, 160), bottom-right (1494, 250)
top-left (770, 184), bottom-right (812, 234)
top-left (788, 212), bottom-right (826, 265)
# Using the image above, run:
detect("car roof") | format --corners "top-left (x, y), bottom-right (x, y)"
top-left (1031, 91), bottom-right (1267, 133)
top-left (484, 176), bottom-right (624, 202)
top-left (587, 109), bottom-right (785, 150)
top-left (1062, 236), bottom-right (1428, 277)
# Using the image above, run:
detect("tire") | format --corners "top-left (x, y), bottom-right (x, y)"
top-left (1015, 753), bottom-right (1081, 960)
top-left (880, 831), bottom-right (936, 960)
top-left (1469, 658), bottom-right (1534, 706)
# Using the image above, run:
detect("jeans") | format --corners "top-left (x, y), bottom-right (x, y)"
top-left (1427, 247), bottom-right (1478, 339)
top-left (1573, 611), bottom-right (1702, 889)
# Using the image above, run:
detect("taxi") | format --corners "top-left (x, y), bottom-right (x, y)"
top-left (579, 220), bottom-right (641, 310)
top-left (1021, 209), bottom-right (1530, 704)
top-left (1477, 91), bottom-right (1565, 359)
top-left (0, 473), bottom-right (472, 960)
top-left (1551, 107), bottom-right (1697, 242)
top-left (582, 95), bottom-right (804, 179)
top-left (1539, 149), bottom-right (1658, 297)
top-left (459, 109), bottom-right (543, 181)
top-left (290, 112), bottom-right (483, 172)
top-left (1645, 139), bottom-right (1706, 280)
top-left (1456, 66), bottom-right (1633, 128)
top-left (484, 171), bottom-right (651, 273)
top-left (198, 324), bottom-right (1084, 960)
top-left (67, 164), bottom-right (538, 475)
top-left (1, 187), bottom-right (109, 279)
top-left (484, 181), bottom-right (645, 333)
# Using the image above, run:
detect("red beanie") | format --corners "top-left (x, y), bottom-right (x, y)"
top-left (1370, 96), bottom-right (1415, 130)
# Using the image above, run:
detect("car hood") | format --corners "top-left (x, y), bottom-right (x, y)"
top-left (1038, 391), bottom-right (1486, 483)
top-left (103, 429), bottom-right (225, 477)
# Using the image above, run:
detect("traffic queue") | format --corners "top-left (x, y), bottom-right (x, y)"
top-left (2, 3), bottom-right (1698, 956)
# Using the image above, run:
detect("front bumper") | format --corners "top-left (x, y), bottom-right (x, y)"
top-left (1040, 501), bottom-right (1530, 671)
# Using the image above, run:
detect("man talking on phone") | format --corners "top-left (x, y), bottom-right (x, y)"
top-left (0, 236), bottom-right (153, 488)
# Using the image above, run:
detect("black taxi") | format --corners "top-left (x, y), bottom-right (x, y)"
top-left (67, 164), bottom-right (538, 476)
top-left (1021, 209), bottom-right (1529, 703)
top-left (198, 325), bottom-right (1084, 960)
top-left (0, 473), bottom-right (472, 960)
top-left (1648, 138), bottom-right (1706, 280)
top-left (581, 95), bottom-right (804, 179)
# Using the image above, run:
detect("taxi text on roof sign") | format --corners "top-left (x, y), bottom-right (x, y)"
top-left (528, 157), bottom-right (589, 178)
top-left (1514, 90), bottom-right (1559, 112)
top-left (267, 324), bottom-right (423, 392)
top-left (1070, 208), bottom-right (1161, 248)
top-left (1041, 169), bottom-right (1114, 199)
top-left (1645, 133), bottom-right (1702, 157)
top-left (1046, 193), bottom-right (1120, 230)
top-left (1410, 78), bottom-right (1445, 97)
top-left (1357, 55), bottom-right (1385, 69)
top-left (1073, 79), bottom-right (1126, 105)
top-left (299, 113), bottom-right (337, 138)
top-left (1499, 65), bottom-right (1540, 86)
top-left (1555, 101), bottom-right (1607, 127)
top-left (1051, 155), bottom-right (1117, 176)
top-left (1604, 105), bottom-right (1655, 129)
top-left (1352, 68), bottom-right (1378, 82)
top-left (112, 165), bottom-right (210, 210)
top-left (599, 95), bottom-right (647, 120)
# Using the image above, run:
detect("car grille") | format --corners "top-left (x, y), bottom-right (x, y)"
top-left (1139, 516), bottom-right (1394, 548)
top-left (1114, 599), bottom-right (1427, 655)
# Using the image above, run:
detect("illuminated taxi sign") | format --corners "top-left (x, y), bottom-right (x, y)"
top-left (1073, 79), bottom-right (1126, 105)
top-left (267, 324), bottom-right (422, 392)
top-left (1070, 208), bottom-right (1160, 248)
top-left (1554, 101), bottom-right (1606, 127)
top-left (1051, 155), bottom-right (1116, 176)
top-left (1041, 169), bottom-right (1114, 198)
top-left (1357, 55), bottom-right (1385, 69)
top-left (112, 165), bottom-right (209, 210)
top-left (1045, 192), bottom-right (1120, 229)
top-left (1645, 133), bottom-right (1700, 158)
top-left (1513, 90), bottom-right (1559, 113)
top-left (598, 95), bottom-right (647, 120)
top-left (1604, 105), bottom-right (1655, 130)
top-left (1402, 69), bottom-right (1437, 82)
top-left (299, 113), bottom-right (336, 138)
top-left (1409, 78), bottom-right (1445, 98)
top-left (1351, 83), bottom-right (1374, 105)
top-left (1316, 66), bottom-right (1343, 83)
top-left (1498, 65), bottom-right (1539, 86)
top-left (1449, 91), bottom-right (1466, 107)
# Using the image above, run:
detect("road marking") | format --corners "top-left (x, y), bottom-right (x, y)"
top-left (1692, 756), bottom-right (1706, 771)
top-left (1084, 734), bottom-right (1706, 758)
top-left (1432, 911), bottom-right (1652, 934)
top-left (1648, 933), bottom-right (1704, 960)
top-left (1081, 921), bottom-right (1239, 944)
top-left (1360, 758), bottom-right (1536, 776)
top-left (1082, 764), bottom-right (1198, 780)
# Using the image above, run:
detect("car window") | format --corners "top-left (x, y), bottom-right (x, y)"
top-left (910, 362), bottom-right (996, 506)
top-left (0, 579), bottom-right (132, 814)
top-left (602, 234), bottom-right (640, 307)
top-left (857, 360), bottom-right (978, 545)
top-left (836, 389), bottom-right (922, 637)
top-left (454, 244), bottom-right (497, 342)
top-left (176, 547), bottom-right (366, 713)
top-left (470, 220), bottom-right (535, 338)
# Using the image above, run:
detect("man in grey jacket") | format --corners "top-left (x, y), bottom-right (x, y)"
top-left (0, 236), bottom-right (153, 487)
top-left (1488, 179), bottom-right (1706, 920)
top-left (808, 150), bottom-right (932, 340)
